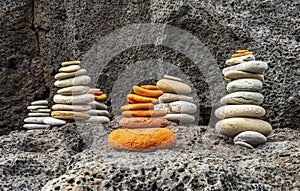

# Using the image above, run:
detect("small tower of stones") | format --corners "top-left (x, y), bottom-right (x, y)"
top-left (108, 84), bottom-right (176, 151)
top-left (156, 75), bottom-right (197, 124)
top-left (215, 50), bottom-right (272, 149)
top-left (52, 61), bottom-right (93, 121)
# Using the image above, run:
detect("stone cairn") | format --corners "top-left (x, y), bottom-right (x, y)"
top-left (52, 61), bottom-right (94, 121)
top-left (155, 75), bottom-right (197, 124)
top-left (108, 84), bottom-right (177, 151)
top-left (85, 88), bottom-right (110, 123)
top-left (23, 100), bottom-right (66, 130)
top-left (215, 50), bottom-right (273, 149)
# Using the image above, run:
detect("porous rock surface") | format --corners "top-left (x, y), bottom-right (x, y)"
top-left (1, 0), bottom-right (299, 134)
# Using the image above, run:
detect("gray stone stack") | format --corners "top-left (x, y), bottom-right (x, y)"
top-left (85, 88), bottom-right (110, 123)
top-left (155, 75), bottom-right (197, 124)
top-left (23, 100), bottom-right (66, 130)
top-left (215, 50), bottom-right (273, 148)
top-left (51, 61), bottom-right (93, 121)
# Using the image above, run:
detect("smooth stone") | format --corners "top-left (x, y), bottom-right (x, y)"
top-left (23, 124), bottom-right (50, 129)
top-left (122, 110), bottom-right (167, 118)
top-left (28, 112), bottom-right (50, 117)
top-left (53, 94), bottom-right (94, 104)
top-left (52, 104), bottom-right (91, 111)
top-left (121, 103), bottom-right (154, 111)
top-left (24, 117), bottom-right (46, 124)
top-left (54, 69), bottom-right (87, 80)
top-left (154, 101), bottom-right (197, 114)
top-left (27, 105), bottom-right (48, 110)
top-left (215, 118), bottom-right (272, 137)
top-left (165, 113), bottom-right (195, 123)
top-left (158, 93), bottom-right (193, 103)
top-left (220, 92), bottom-right (264, 105)
top-left (51, 111), bottom-right (91, 120)
top-left (234, 131), bottom-right (267, 146)
top-left (43, 117), bottom-right (66, 125)
top-left (85, 110), bottom-right (109, 116)
top-left (85, 116), bottom-right (110, 123)
top-left (225, 54), bottom-right (255, 66)
top-left (88, 101), bottom-right (108, 110)
top-left (157, 79), bottom-right (191, 94)
top-left (234, 141), bottom-right (254, 149)
top-left (31, 100), bottom-right (48, 105)
top-left (30, 109), bottom-right (51, 113)
top-left (224, 71), bottom-right (264, 82)
top-left (215, 105), bottom-right (266, 119)
top-left (163, 75), bottom-right (183, 82)
top-left (54, 75), bottom-right (91, 88)
top-left (222, 61), bottom-right (268, 75)
top-left (119, 117), bottom-right (168, 128)
top-left (61, 60), bottom-right (80, 67)
top-left (226, 79), bottom-right (263, 93)
top-left (57, 86), bottom-right (89, 95)
top-left (58, 65), bottom-right (80, 72)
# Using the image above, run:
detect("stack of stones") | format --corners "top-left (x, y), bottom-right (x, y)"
top-left (85, 88), bottom-right (110, 123)
top-left (51, 61), bottom-right (93, 121)
top-left (23, 100), bottom-right (66, 130)
top-left (155, 75), bottom-right (197, 124)
top-left (215, 50), bottom-right (272, 149)
top-left (108, 84), bottom-right (177, 151)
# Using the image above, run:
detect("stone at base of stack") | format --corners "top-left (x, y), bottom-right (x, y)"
top-left (23, 100), bottom-right (66, 130)
top-left (215, 50), bottom-right (272, 148)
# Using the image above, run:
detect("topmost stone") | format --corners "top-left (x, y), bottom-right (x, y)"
top-left (226, 54), bottom-right (255, 66)
top-left (61, 60), bottom-right (80, 67)
top-left (31, 100), bottom-right (48, 106)
top-left (163, 75), bottom-right (183, 82)
top-left (157, 79), bottom-right (191, 94)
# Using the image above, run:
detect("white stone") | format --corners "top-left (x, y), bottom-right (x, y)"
top-left (154, 101), bottom-right (197, 114)
top-left (31, 100), bottom-right (48, 105)
top-left (57, 86), bottom-right (89, 95)
top-left (53, 94), bottom-right (94, 104)
top-left (28, 113), bottom-right (50, 117)
top-left (88, 101), bottom-right (108, 110)
top-left (85, 116), bottom-right (110, 123)
top-left (158, 93), bottom-right (193, 103)
top-left (222, 61), bottom-right (268, 75)
top-left (234, 141), bottom-right (254, 149)
top-left (54, 75), bottom-right (91, 88)
top-left (59, 65), bottom-right (80, 72)
top-left (31, 109), bottom-right (51, 113)
top-left (85, 110), bottom-right (109, 116)
top-left (234, 131), bottom-right (267, 146)
top-left (52, 104), bottom-right (91, 111)
top-left (27, 105), bottom-right (48, 110)
top-left (225, 54), bottom-right (255, 66)
top-left (23, 124), bottom-right (50, 129)
top-left (61, 60), bottom-right (80, 67)
top-left (24, 117), bottom-right (47, 124)
top-left (43, 117), bottom-right (66, 126)
top-left (165, 113), bottom-right (195, 123)
top-left (163, 74), bottom-right (183, 82)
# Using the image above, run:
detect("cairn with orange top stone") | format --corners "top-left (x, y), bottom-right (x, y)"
top-left (108, 84), bottom-right (177, 151)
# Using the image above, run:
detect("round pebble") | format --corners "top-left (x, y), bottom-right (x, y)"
top-left (226, 79), bottom-right (263, 93)
top-left (233, 131), bottom-right (267, 147)
top-left (222, 61), bottom-right (268, 75)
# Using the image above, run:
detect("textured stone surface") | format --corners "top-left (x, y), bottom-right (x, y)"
top-left (0, 0), bottom-right (299, 135)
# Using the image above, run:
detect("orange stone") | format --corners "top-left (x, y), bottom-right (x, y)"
top-left (122, 110), bottom-right (167, 117)
top-left (51, 111), bottom-right (90, 120)
top-left (119, 117), bottom-right (168, 128)
top-left (94, 94), bottom-right (107, 101)
top-left (87, 89), bottom-right (103, 95)
top-left (232, 51), bottom-right (253, 58)
top-left (133, 86), bottom-right (163, 98)
top-left (108, 128), bottom-right (177, 151)
top-left (127, 94), bottom-right (158, 103)
top-left (140, 85), bottom-right (160, 90)
top-left (121, 103), bottom-right (154, 111)
top-left (127, 98), bottom-right (139, 104)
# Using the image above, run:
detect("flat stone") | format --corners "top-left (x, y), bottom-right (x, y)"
top-left (121, 103), bottom-right (154, 111)
top-left (220, 92), bottom-right (264, 105)
top-left (57, 86), bottom-right (89, 95)
top-left (85, 110), bottom-right (109, 116)
top-left (24, 117), bottom-right (46, 124)
top-left (234, 131), bottom-right (267, 146)
top-left (234, 141), bottom-right (254, 149)
top-left (53, 94), bottom-right (94, 104)
top-left (88, 101), bottom-right (108, 110)
top-left (163, 75), bottom-right (183, 82)
top-left (58, 65), bottom-right (81, 72)
top-left (23, 124), bottom-right (50, 130)
top-left (119, 117), bottom-right (168, 128)
top-left (154, 101), bottom-right (197, 114)
top-left (85, 116), bottom-right (110, 123)
top-left (61, 60), bottom-right (80, 67)
top-left (215, 118), bottom-right (272, 137)
top-left (51, 111), bottom-right (91, 120)
top-left (215, 105), bottom-right (266, 119)
top-left (122, 110), bottom-right (167, 117)
top-left (127, 94), bottom-right (158, 104)
top-left (224, 71), bottom-right (264, 82)
top-left (27, 105), bottom-right (48, 110)
top-left (158, 93), bottom-right (193, 103)
top-left (165, 113), bottom-right (195, 123)
top-left (31, 100), bottom-right (48, 105)
top-left (43, 117), bottom-right (66, 126)
top-left (30, 109), bottom-right (51, 113)
top-left (133, 86), bottom-right (163, 98)
top-left (157, 79), bottom-right (191, 94)
top-left (226, 79), bottom-right (263, 93)
top-left (222, 61), bottom-right (268, 75)
top-left (225, 54), bottom-right (255, 66)
top-left (52, 104), bottom-right (91, 111)
top-left (28, 112), bottom-right (50, 117)
top-left (54, 69), bottom-right (87, 80)
top-left (54, 75), bottom-right (91, 88)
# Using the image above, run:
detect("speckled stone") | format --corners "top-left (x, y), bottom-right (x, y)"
top-left (54, 75), bottom-right (91, 88)
top-left (158, 93), bottom-right (193, 103)
top-left (215, 105), bottom-right (266, 119)
top-left (222, 61), bottom-right (268, 75)
top-left (154, 101), bottom-right (197, 114)
top-left (157, 79), bottom-right (191, 94)
top-left (226, 79), bottom-right (263, 93)
top-left (234, 131), bottom-right (267, 147)
top-left (165, 113), bottom-right (195, 123)
top-left (224, 71), bottom-right (264, 82)
top-left (220, 92), bottom-right (264, 105)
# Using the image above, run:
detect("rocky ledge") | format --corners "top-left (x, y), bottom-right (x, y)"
top-left (0, 121), bottom-right (299, 190)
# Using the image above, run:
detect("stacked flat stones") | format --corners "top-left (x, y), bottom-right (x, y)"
top-left (85, 88), bottom-right (110, 123)
top-left (23, 100), bottom-right (66, 130)
top-left (155, 75), bottom-right (196, 123)
top-left (108, 84), bottom-right (177, 151)
top-left (52, 61), bottom-right (93, 121)
top-left (215, 50), bottom-right (272, 149)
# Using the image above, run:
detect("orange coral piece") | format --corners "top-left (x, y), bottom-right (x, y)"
top-left (94, 94), bottom-right (107, 101)
top-left (121, 103), bottom-right (154, 111)
top-left (122, 110), bottom-right (167, 117)
top-left (127, 94), bottom-right (158, 103)
top-left (119, 117), bottom-right (168, 128)
top-left (140, 85), bottom-right (160, 90)
top-left (232, 51), bottom-right (253, 58)
top-left (133, 86), bottom-right (163, 98)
